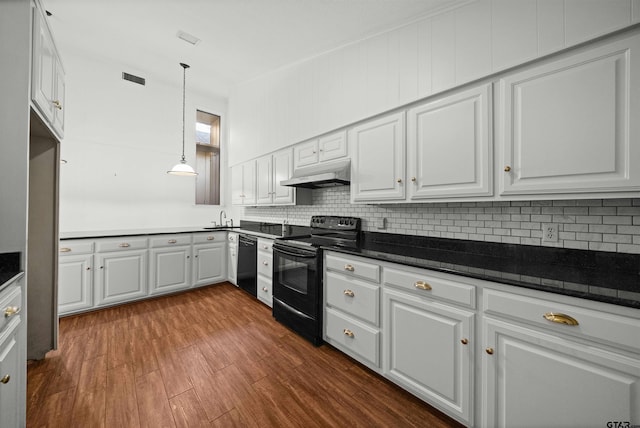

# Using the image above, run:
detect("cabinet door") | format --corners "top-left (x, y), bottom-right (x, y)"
top-left (148, 246), bottom-right (191, 295)
top-left (257, 275), bottom-right (272, 307)
top-left (192, 243), bottom-right (226, 287)
top-left (31, 8), bottom-right (56, 124)
top-left (51, 56), bottom-right (65, 138)
top-left (95, 250), bottom-right (147, 306)
top-left (231, 164), bottom-right (244, 205)
top-left (350, 111), bottom-right (406, 202)
top-left (227, 244), bottom-right (237, 285)
top-left (231, 161), bottom-right (256, 205)
top-left (0, 331), bottom-right (21, 428)
top-left (58, 254), bottom-right (93, 315)
top-left (255, 155), bottom-right (273, 204)
top-left (318, 130), bottom-right (348, 162)
top-left (482, 317), bottom-right (640, 428)
top-left (241, 160), bottom-right (256, 205)
top-left (408, 83), bottom-right (492, 199)
top-left (272, 149), bottom-right (294, 205)
top-left (293, 139), bottom-right (319, 169)
top-left (499, 33), bottom-right (640, 196)
top-left (383, 288), bottom-right (474, 425)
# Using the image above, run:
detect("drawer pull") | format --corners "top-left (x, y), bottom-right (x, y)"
top-left (119, 243), bottom-right (130, 248)
top-left (0, 375), bottom-right (10, 384)
top-left (543, 312), bottom-right (579, 326)
top-left (344, 264), bottom-right (354, 272)
top-left (168, 239), bottom-right (177, 244)
top-left (262, 245), bottom-right (269, 250)
top-left (207, 236), bottom-right (215, 241)
top-left (4, 306), bottom-right (20, 318)
top-left (414, 281), bottom-right (432, 291)
top-left (343, 328), bottom-right (354, 338)
top-left (485, 347), bottom-right (494, 355)
top-left (262, 261), bottom-right (269, 266)
top-left (262, 287), bottom-right (268, 292)
top-left (60, 247), bottom-right (71, 253)
top-left (343, 289), bottom-right (355, 297)
top-left (460, 338), bottom-right (469, 345)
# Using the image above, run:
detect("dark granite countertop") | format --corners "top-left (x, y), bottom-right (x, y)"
top-left (323, 232), bottom-right (640, 309)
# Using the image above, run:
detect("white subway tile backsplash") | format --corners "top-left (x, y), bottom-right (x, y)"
top-left (243, 188), bottom-right (640, 254)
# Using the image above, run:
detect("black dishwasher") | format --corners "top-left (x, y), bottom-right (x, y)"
top-left (237, 234), bottom-right (257, 296)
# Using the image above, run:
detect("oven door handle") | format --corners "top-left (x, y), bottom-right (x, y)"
top-left (273, 246), bottom-right (317, 259)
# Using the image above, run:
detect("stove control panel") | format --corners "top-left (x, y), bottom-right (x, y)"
top-left (311, 216), bottom-right (361, 231)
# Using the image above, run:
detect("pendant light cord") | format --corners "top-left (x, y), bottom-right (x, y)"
top-left (180, 62), bottom-right (190, 162)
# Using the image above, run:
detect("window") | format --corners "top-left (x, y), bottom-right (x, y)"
top-left (195, 110), bottom-right (220, 205)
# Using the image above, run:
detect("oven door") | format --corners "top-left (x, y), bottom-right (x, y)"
top-left (272, 242), bottom-right (319, 317)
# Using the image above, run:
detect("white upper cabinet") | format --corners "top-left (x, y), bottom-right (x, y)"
top-left (231, 160), bottom-right (256, 206)
top-left (31, 5), bottom-right (65, 138)
top-left (499, 32), bottom-right (640, 196)
top-left (293, 130), bottom-right (348, 170)
top-left (407, 83), bottom-right (492, 200)
top-left (256, 148), bottom-right (299, 205)
top-left (350, 112), bottom-right (406, 203)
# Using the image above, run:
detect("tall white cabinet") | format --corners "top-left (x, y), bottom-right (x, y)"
top-left (350, 112), bottom-right (406, 202)
top-left (407, 83), bottom-right (492, 199)
top-left (499, 31), bottom-right (640, 196)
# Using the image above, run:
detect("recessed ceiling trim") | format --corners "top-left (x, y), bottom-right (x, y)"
top-left (177, 30), bottom-right (201, 46)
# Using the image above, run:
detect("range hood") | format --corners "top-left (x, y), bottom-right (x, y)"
top-left (280, 159), bottom-right (350, 189)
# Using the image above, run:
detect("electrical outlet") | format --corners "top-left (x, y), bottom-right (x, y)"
top-left (377, 218), bottom-right (386, 230)
top-left (542, 223), bottom-right (558, 243)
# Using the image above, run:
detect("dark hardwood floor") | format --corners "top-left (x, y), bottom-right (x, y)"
top-left (27, 282), bottom-right (464, 427)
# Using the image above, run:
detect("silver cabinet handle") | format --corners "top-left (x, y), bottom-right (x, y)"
top-left (168, 239), bottom-right (177, 244)
top-left (60, 247), bottom-right (71, 253)
top-left (119, 243), bottom-right (130, 248)
top-left (207, 236), bottom-right (215, 241)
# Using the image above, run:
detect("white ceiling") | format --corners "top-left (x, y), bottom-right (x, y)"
top-left (44, 0), bottom-right (468, 97)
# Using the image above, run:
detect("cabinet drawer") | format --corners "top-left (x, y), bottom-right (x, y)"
top-left (325, 253), bottom-right (380, 283)
top-left (59, 240), bottom-right (93, 255)
top-left (193, 232), bottom-right (226, 244)
top-left (258, 238), bottom-right (273, 253)
top-left (484, 289), bottom-right (640, 352)
top-left (257, 275), bottom-right (272, 307)
top-left (326, 271), bottom-right (379, 325)
top-left (384, 267), bottom-right (476, 308)
top-left (149, 234), bottom-right (191, 248)
top-left (257, 253), bottom-right (272, 279)
top-left (325, 308), bottom-right (380, 368)
top-left (0, 285), bottom-right (21, 336)
top-left (95, 238), bottom-right (147, 252)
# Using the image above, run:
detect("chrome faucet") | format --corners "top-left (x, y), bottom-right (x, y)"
top-left (219, 210), bottom-right (227, 227)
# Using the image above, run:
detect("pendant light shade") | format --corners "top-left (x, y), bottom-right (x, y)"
top-left (168, 62), bottom-right (198, 176)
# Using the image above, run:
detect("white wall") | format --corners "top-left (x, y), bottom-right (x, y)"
top-left (59, 47), bottom-right (240, 232)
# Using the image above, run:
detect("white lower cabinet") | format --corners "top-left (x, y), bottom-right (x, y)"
top-left (383, 288), bottom-right (474, 425)
top-left (481, 287), bottom-right (640, 428)
top-left (482, 317), bottom-right (640, 428)
top-left (227, 232), bottom-right (238, 285)
top-left (0, 276), bottom-right (24, 428)
top-left (59, 231), bottom-right (230, 315)
top-left (148, 235), bottom-right (192, 295)
top-left (58, 241), bottom-right (94, 315)
top-left (324, 253), bottom-right (382, 372)
top-left (95, 248), bottom-right (148, 307)
top-left (324, 250), bottom-right (640, 428)
top-left (192, 232), bottom-right (227, 287)
top-left (256, 238), bottom-right (273, 307)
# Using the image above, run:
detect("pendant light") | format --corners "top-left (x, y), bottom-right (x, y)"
top-left (167, 62), bottom-right (198, 176)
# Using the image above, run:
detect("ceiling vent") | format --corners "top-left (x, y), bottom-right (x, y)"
top-left (177, 30), bottom-right (201, 46)
top-left (122, 72), bottom-right (146, 86)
